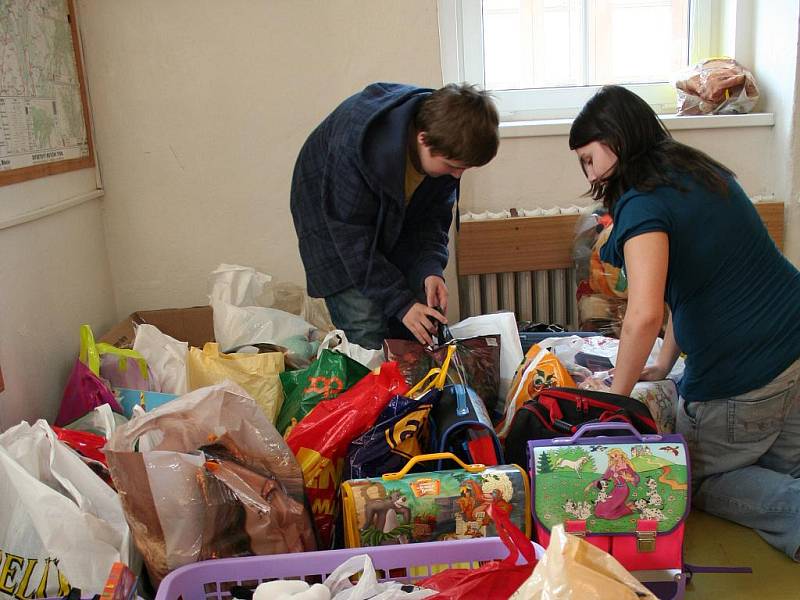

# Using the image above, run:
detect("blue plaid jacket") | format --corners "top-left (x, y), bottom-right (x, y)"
top-left (290, 83), bottom-right (459, 320)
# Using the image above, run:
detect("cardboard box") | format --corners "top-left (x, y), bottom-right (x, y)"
top-left (99, 305), bottom-right (214, 349)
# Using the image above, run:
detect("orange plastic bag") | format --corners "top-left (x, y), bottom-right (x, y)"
top-left (497, 344), bottom-right (575, 438)
top-left (285, 362), bottom-right (409, 548)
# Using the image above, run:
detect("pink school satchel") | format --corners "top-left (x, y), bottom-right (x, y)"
top-left (529, 423), bottom-right (689, 573)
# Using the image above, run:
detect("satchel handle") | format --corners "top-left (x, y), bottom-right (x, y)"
top-left (553, 421), bottom-right (663, 444)
top-left (382, 452), bottom-right (485, 480)
top-left (407, 368), bottom-right (443, 398)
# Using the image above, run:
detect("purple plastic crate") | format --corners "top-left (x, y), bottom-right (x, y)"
top-left (155, 537), bottom-right (544, 600)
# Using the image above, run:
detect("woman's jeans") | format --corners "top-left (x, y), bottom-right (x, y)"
top-left (676, 357), bottom-right (800, 561)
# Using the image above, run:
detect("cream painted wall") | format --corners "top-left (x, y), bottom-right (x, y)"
top-left (751, 1), bottom-right (800, 260)
top-left (75, 0), bottom-right (444, 318)
top-left (0, 195), bottom-right (116, 429)
top-left (461, 126), bottom-right (777, 215)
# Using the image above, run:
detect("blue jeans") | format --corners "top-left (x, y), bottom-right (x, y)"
top-left (676, 357), bottom-right (800, 561)
top-left (324, 287), bottom-right (414, 350)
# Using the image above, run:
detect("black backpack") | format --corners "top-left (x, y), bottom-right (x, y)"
top-left (504, 387), bottom-right (658, 469)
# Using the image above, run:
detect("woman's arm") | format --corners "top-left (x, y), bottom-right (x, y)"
top-left (610, 232), bottom-right (669, 396)
top-left (640, 310), bottom-right (681, 381)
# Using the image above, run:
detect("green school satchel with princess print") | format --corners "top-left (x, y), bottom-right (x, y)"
top-left (529, 423), bottom-right (690, 573)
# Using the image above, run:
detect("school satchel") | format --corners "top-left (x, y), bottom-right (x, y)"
top-left (340, 452), bottom-right (530, 548)
top-left (529, 422), bottom-right (688, 575)
top-left (504, 387), bottom-right (658, 468)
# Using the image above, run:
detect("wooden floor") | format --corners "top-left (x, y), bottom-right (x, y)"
top-left (683, 511), bottom-right (799, 599)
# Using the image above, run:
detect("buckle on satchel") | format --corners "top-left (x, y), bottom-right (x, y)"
top-left (636, 529), bottom-right (657, 552)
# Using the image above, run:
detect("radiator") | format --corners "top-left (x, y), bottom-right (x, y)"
top-left (456, 208), bottom-right (585, 329)
top-left (458, 268), bottom-right (579, 329)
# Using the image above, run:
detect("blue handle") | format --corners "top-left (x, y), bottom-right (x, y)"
top-left (454, 384), bottom-right (469, 416)
top-left (552, 421), bottom-right (662, 445)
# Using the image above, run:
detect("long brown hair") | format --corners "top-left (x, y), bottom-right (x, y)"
top-left (569, 85), bottom-right (734, 213)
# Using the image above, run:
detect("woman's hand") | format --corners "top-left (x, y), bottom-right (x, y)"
top-left (639, 364), bottom-right (671, 381)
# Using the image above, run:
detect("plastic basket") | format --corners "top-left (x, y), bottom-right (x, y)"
top-left (155, 537), bottom-right (543, 600)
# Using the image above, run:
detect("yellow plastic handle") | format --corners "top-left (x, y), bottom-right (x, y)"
top-left (95, 343), bottom-right (150, 381)
top-left (79, 324), bottom-right (101, 376)
top-left (407, 368), bottom-right (443, 398)
top-left (382, 452), bottom-right (485, 480)
top-left (432, 344), bottom-right (457, 389)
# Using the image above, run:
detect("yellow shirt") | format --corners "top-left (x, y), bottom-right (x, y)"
top-left (404, 152), bottom-right (425, 205)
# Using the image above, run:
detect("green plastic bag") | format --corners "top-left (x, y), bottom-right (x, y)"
top-left (276, 349), bottom-right (371, 435)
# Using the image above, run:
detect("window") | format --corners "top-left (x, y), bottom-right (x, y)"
top-left (438, 0), bottom-right (748, 121)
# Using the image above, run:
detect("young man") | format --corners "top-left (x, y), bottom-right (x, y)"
top-left (290, 82), bottom-right (499, 349)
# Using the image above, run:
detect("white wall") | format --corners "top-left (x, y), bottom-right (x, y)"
top-left (0, 189), bottom-right (116, 429)
top-left (75, 0), bottom-right (444, 318)
top-left (751, 1), bottom-right (800, 259)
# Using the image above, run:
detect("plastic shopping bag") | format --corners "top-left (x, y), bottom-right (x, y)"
top-left (510, 524), bottom-right (657, 599)
top-left (132, 323), bottom-right (189, 394)
top-left (449, 312), bottom-right (524, 403)
top-left (325, 555), bottom-right (436, 599)
top-left (384, 334), bottom-right (502, 419)
top-left (317, 329), bottom-right (385, 370)
top-left (344, 391), bottom-right (435, 480)
top-left (187, 342), bottom-right (285, 423)
top-left (79, 323), bottom-right (154, 391)
top-left (105, 382), bottom-right (315, 585)
top-left (276, 349), bottom-right (371, 436)
top-left (418, 504), bottom-right (540, 599)
top-left (675, 57), bottom-right (759, 116)
top-left (55, 356), bottom-right (123, 427)
top-left (286, 362), bottom-right (409, 548)
top-left (0, 420), bottom-right (133, 599)
top-left (209, 263), bottom-right (323, 354)
top-left (497, 343), bottom-right (575, 439)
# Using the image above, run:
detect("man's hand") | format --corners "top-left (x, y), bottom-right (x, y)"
top-left (402, 302), bottom-right (447, 346)
top-left (424, 276), bottom-right (448, 313)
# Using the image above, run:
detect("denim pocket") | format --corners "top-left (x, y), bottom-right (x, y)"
top-left (676, 399), bottom-right (699, 443)
top-left (729, 390), bottom-right (788, 443)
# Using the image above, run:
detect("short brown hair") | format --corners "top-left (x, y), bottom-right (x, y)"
top-left (414, 83), bottom-right (499, 167)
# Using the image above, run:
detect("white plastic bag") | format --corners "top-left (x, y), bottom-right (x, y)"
top-left (450, 312), bottom-right (524, 402)
top-left (316, 330), bottom-right (385, 370)
top-left (132, 323), bottom-right (188, 394)
top-left (325, 555), bottom-right (435, 600)
top-left (209, 264), bottom-right (319, 352)
top-left (0, 420), bottom-right (134, 599)
top-left (64, 403), bottom-right (126, 437)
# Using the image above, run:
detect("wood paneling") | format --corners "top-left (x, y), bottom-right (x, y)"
top-left (456, 202), bottom-right (785, 276)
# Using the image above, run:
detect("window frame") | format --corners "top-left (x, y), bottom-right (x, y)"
top-left (438, 0), bottom-right (752, 122)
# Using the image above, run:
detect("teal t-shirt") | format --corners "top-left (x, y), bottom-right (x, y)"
top-left (601, 176), bottom-right (800, 401)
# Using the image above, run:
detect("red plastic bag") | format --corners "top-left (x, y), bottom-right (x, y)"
top-left (286, 361), bottom-right (409, 548)
top-left (419, 504), bottom-right (538, 599)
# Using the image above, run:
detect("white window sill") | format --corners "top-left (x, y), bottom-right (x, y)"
top-left (499, 112), bottom-right (775, 139)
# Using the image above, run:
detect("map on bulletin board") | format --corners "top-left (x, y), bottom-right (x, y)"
top-left (0, 0), bottom-right (94, 186)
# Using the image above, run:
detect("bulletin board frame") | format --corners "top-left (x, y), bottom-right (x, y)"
top-left (0, 0), bottom-right (95, 188)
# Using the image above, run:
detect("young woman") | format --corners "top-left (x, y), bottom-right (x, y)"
top-left (569, 85), bottom-right (800, 561)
